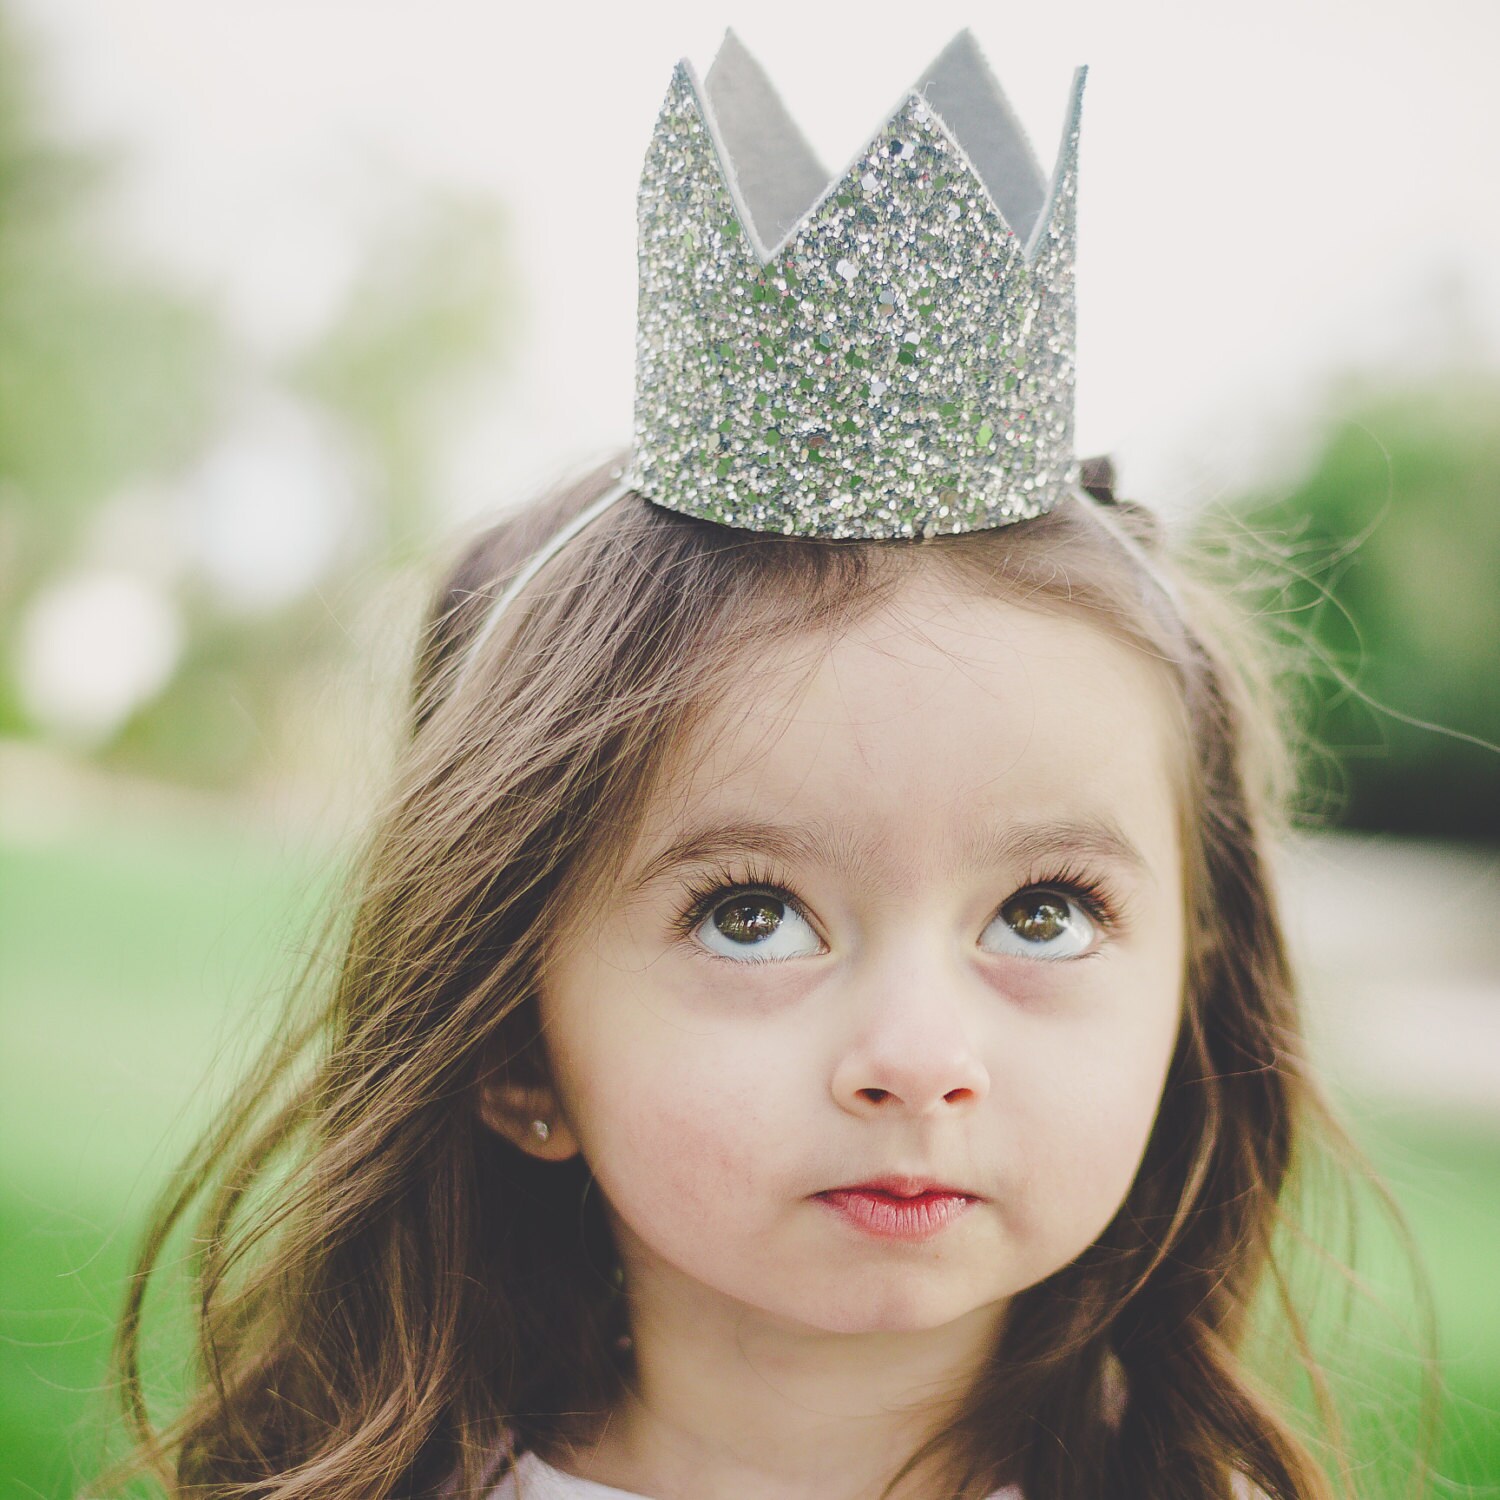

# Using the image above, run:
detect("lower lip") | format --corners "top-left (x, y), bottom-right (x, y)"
top-left (816, 1189), bottom-right (976, 1241)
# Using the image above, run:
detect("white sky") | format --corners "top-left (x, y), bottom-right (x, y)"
top-left (13, 0), bottom-right (1500, 523)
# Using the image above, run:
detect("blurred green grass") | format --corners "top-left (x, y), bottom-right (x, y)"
top-left (0, 813), bottom-right (333, 1497)
top-left (2, 818), bottom-right (1497, 1498)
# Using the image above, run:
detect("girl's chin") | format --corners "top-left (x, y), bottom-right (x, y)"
top-left (706, 1281), bottom-right (1010, 1339)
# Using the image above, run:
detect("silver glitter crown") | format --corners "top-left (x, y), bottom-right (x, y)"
top-left (628, 31), bottom-right (1087, 540)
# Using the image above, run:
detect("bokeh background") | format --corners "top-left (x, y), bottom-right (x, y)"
top-left (1, 1), bottom-right (1497, 1495)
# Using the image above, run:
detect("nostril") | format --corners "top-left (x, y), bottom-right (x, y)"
top-left (859, 1088), bottom-right (892, 1104)
top-left (943, 1087), bottom-right (973, 1103)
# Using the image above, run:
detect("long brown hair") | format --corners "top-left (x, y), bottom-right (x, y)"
top-left (107, 457), bottom-right (1429, 1499)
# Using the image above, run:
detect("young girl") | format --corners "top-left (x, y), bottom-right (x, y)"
top-left (109, 32), bottom-right (1412, 1500)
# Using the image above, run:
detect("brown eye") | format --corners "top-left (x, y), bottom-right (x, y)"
top-left (692, 890), bottom-right (821, 963)
top-left (715, 895), bottom-right (784, 944)
top-left (980, 889), bottom-right (1095, 960)
top-left (1004, 893), bottom-right (1070, 942)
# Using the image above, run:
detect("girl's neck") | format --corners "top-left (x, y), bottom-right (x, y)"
top-left (547, 1260), bottom-right (1007, 1500)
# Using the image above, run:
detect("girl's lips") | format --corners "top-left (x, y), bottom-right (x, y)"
top-left (815, 1187), bottom-right (976, 1241)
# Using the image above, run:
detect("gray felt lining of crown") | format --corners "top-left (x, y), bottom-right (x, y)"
top-left (696, 28), bottom-right (1069, 264)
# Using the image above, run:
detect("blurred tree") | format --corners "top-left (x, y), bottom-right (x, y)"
top-left (1228, 375), bottom-right (1500, 842)
top-left (0, 2), bottom-right (514, 794)
top-left (291, 192), bottom-right (511, 565)
top-left (0, 7), bottom-right (223, 666)
top-left (106, 191), bottom-right (514, 795)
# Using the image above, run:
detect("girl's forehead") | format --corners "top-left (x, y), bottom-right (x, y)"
top-left (629, 585), bottom-right (1186, 881)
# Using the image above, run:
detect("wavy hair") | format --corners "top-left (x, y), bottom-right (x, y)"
top-left (105, 457), bottom-right (1431, 1499)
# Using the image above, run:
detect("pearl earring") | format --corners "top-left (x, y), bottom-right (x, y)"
top-left (530, 1119), bottom-right (551, 1143)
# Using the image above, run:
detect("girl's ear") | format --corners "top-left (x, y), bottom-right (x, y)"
top-left (475, 1072), bottom-right (582, 1162)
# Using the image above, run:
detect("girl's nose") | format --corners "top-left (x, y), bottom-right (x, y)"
top-left (829, 948), bottom-right (991, 1117)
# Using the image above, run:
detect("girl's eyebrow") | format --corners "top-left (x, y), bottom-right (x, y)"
top-left (626, 813), bottom-right (1152, 894)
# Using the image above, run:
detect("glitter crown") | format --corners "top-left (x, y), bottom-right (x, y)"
top-left (628, 31), bottom-right (1087, 539)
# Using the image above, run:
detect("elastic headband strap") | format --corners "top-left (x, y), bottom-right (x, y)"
top-left (455, 473), bottom-right (635, 688)
top-left (1062, 482), bottom-right (1188, 624)
top-left (455, 478), bottom-right (1187, 692)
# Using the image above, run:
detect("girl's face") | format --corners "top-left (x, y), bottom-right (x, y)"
top-left (534, 577), bottom-right (1186, 1339)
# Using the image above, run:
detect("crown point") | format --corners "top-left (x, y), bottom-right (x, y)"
top-left (634, 38), bottom-right (1083, 538)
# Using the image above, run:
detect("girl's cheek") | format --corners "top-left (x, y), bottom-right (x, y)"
top-left (598, 1083), bottom-right (772, 1232)
top-left (1009, 1040), bottom-right (1174, 1237)
top-left (990, 974), bottom-right (1177, 1140)
top-left (574, 1018), bottom-right (789, 1194)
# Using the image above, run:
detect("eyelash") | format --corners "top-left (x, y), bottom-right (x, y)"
top-left (670, 859), bottom-right (1126, 948)
top-left (673, 860), bottom-right (810, 942)
top-left (1019, 861), bottom-right (1125, 932)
